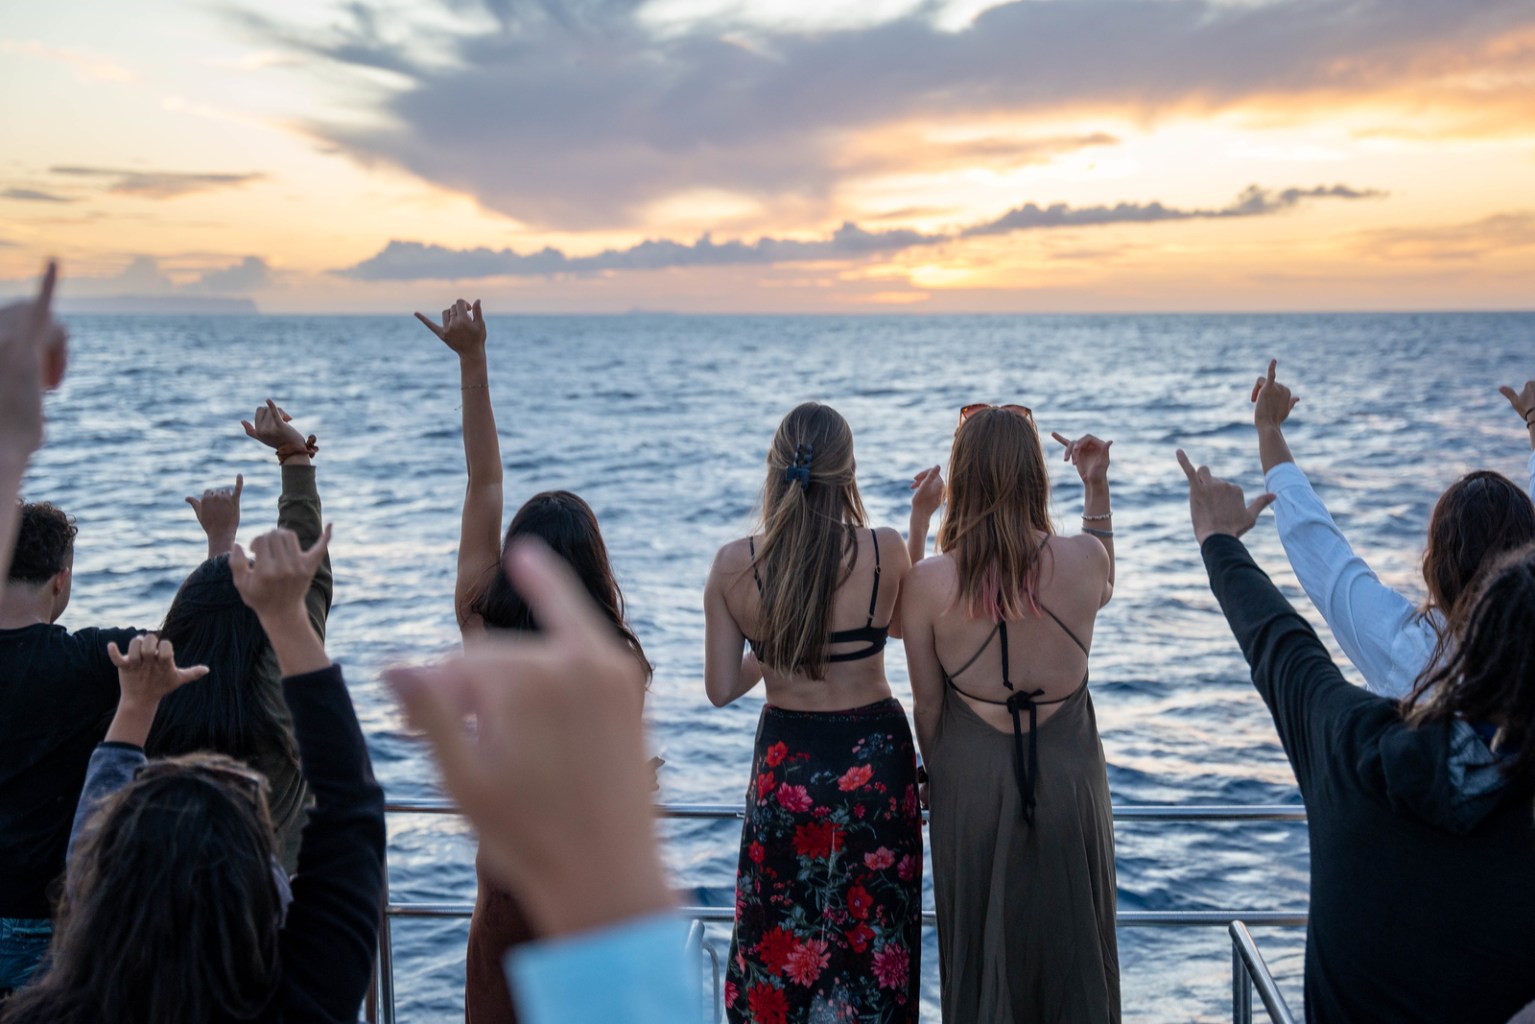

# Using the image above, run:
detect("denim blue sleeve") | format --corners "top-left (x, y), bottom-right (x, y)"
top-left (66, 743), bottom-right (147, 898)
top-left (504, 913), bottom-right (697, 1024)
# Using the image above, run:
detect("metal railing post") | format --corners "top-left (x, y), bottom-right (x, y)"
top-left (376, 800), bottom-right (1308, 1022)
top-left (1233, 942), bottom-right (1252, 1024)
top-left (1229, 921), bottom-right (1297, 1024)
top-left (376, 847), bottom-right (397, 1024)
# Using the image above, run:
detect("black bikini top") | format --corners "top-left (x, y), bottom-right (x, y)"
top-left (746, 528), bottom-right (888, 664)
top-left (943, 603), bottom-right (1089, 826)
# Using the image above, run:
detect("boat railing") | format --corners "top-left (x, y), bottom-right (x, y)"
top-left (1230, 920), bottom-right (1299, 1024)
top-left (372, 800), bottom-right (1308, 1024)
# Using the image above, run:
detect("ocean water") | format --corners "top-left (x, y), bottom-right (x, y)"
top-left (23, 312), bottom-right (1533, 1022)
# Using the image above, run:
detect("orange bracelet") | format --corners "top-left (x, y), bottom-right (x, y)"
top-left (275, 435), bottom-right (318, 464)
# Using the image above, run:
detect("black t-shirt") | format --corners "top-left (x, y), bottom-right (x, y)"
top-left (1203, 535), bottom-right (1535, 1023)
top-left (0, 623), bottom-right (140, 918)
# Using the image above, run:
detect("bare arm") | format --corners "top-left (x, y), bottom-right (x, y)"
top-left (703, 545), bottom-right (760, 708)
top-left (898, 563), bottom-right (945, 759)
top-left (0, 263), bottom-right (65, 594)
top-left (907, 465), bottom-right (943, 567)
top-left (1052, 432), bottom-right (1115, 605)
top-left (417, 300), bottom-right (502, 634)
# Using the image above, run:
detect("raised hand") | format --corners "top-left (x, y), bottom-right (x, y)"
top-left (1500, 380), bottom-right (1535, 426)
top-left (1251, 359), bottom-right (1300, 430)
top-left (0, 261), bottom-right (67, 459)
top-left (1051, 432), bottom-right (1112, 484)
top-left (384, 540), bottom-right (668, 937)
top-left (186, 474), bottom-right (243, 556)
top-left (104, 633), bottom-right (210, 745)
top-left (109, 634), bottom-right (209, 705)
top-left (1177, 450), bottom-right (1276, 545)
top-left (910, 465), bottom-right (945, 521)
top-left (230, 525), bottom-right (332, 622)
top-left (414, 298), bottom-right (486, 356)
top-left (241, 399), bottom-right (307, 451)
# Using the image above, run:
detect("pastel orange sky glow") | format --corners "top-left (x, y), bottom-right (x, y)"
top-left (2, 0), bottom-right (1533, 312)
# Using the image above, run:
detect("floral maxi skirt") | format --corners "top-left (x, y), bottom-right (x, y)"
top-left (725, 698), bottom-right (923, 1024)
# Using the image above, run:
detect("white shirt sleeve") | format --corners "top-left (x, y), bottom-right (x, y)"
top-left (1263, 461), bottom-right (1439, 699)
top-left (505, 912), bottom-right (697, 1024)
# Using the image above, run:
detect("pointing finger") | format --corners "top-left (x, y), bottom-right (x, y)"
top-left (233, 473), bottom-right (244, 500)
top-left (1050, 431), bottom-right (1071, 447)
top-left (1176, 449), bottom-right (1198, 483)
top-left (504, 538), bottom-right (610, 645)
top-left (1267, 358), bottom-right (1277, 386)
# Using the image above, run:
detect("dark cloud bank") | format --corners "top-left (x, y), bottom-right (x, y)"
top-left (340, 184), bottom-right (1383, 281)
top-left (241, 0), bottom-right (1528, 228)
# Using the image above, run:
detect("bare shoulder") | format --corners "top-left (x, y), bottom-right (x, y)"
top-left (1051, 532), bottom-right (1109, 570)
top-left (905, 552), bottom-right (958, 602)
top-left (871, 524), bottom-right (910, 565)
top-left (709, 536), bottom-right (757, 586)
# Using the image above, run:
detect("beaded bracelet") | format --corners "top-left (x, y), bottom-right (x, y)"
top-left (1081, 511), bottom-right (1113, 521)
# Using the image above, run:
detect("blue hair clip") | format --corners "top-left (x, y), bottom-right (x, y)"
top-left (783, 443), bottom-right (814, 491)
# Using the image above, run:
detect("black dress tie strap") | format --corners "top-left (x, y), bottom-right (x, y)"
top-left (998, 620), bottom-right (1045, 825)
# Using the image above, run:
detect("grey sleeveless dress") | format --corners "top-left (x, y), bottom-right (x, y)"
top-left (927, 617), bottom-right (1120, 1023)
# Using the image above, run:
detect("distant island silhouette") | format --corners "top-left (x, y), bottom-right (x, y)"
top-left (58, 295), bottom-right (260, 315)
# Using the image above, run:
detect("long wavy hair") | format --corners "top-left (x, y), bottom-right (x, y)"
top-left (938, 407), bottom-right (1053, 622)
top-left (2, 755), bottom-right (282, 1024)
top-left (471, 490), bottom-right (649, 682)
top-left (751, 403), bottom-right (867, 677)
top-left (145, 556), bottom-right (298, 771)
top-left (1405, 543), bottom-right (1535, 811)
top-left (1418, 471), bottom-right (1535, 677)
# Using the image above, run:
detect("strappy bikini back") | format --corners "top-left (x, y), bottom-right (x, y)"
top-left (747, 528), bottom-right (888, 666)
top-left (943, 603), bottom-right (1089, 826)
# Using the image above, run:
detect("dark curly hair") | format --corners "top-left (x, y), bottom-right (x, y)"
top-left (8, 501), bottom-right (77, 584)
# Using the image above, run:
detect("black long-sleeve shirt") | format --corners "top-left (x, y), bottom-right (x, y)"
top-left (1202, 534), bottom-right (1535, 1023)
top-left (265, 663), bottom-right (384, 1022)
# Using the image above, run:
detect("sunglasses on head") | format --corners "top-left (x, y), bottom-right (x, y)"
top-left (958, 403), bottom-right (1034, 426)
top-left (136, 759), bottom-right (269, 801)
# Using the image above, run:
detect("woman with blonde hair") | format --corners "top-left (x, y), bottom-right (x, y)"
top-left (901, 404), bottom-right (1119, 1023)
top-left (704, 402), bottom-right (922, 1024)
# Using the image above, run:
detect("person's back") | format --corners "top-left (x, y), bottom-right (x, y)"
top-left (0, 502), bottom-right (137, 994)
top-left (902, 405), bottom-right (1119, 1023)
top-left (1299, 706), bottom-right (1534, 1021)
top-left (1186, 451), bottom-right (1535, 1023)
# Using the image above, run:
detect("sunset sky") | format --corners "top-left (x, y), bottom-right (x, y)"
top-left (2, 0), bottom-right (1532, 312)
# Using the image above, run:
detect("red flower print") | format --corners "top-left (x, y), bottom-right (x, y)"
top-left (756, 771), bottom-right (777, 801)
top-left (784, 937), bottom-right (830, 986)
top-left (845, 923), bottom-right (875, 953)
top-left (853, 803), bottom-right (866, 819)
top-left (903, 784), bottom-right (919, 819)
top-left (838, 764), bottom-right (874, 791)
top-left (864, 846), bottom-right (895, 871)
top-left (897, 853), bottom-right (918, 882)
top-left (776, 784), bottom-right (812, 813)
top-left (747, 982), bottom-right (789, 1024)
top-left (725, 980), bottom-right (739, 1007)
top-left (765, 741), bottom-right (788, 767)
top-left (792, 820), bottom-right (844, 860)
top-left (872, 943), bottom-right (909, 991)
top-left (749, 841), bottom-right (766, 864)
top-left (757, 926), bottom-right (798, 974)
top-left (846, 884), bottom-right (872, 920)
